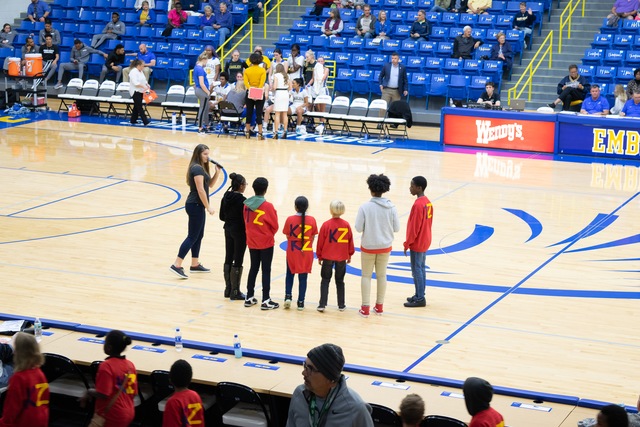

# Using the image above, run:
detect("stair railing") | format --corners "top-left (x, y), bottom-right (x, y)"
top-left (558, 0), bottom-right (586, 53)
top-left (218, 19), bottom-right (254, 69)
top-left (263, 0), bottom-right (286, 37)
top-left (507, 31), bottom-right (554, 103)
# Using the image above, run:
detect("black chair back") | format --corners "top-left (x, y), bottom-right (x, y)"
top-left (216, 381), bottom-right (271, 426)
top-left (421, 414), bottom-right (468, 427)
top-left (370, 403), bottom-right (403, 426)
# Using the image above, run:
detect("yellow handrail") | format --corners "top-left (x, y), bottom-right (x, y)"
top-left (324, 59), bottom-right (336, 90)
top-left (218, 20), bottom-right (254, 70)
top-left (558, 0), bottom-right (586, 53)
top-left (263, 0), bottom-right (285, 37)
top-left (507, 31), bottom-right (554, 103)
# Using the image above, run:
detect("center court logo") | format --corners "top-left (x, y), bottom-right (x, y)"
top-left (475, 120), bottom-right (524, 145)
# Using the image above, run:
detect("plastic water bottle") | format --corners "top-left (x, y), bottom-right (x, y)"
top-left (175, 328), bottom-right (183, 352)
top-left (34, 317), bottom-right (42, 343)
top-left (233, 334), bottom-right (242, 358)
top-left (171, 112), bottom-right (176, 126)
top-left (181, 114), bottom-right (186, 127)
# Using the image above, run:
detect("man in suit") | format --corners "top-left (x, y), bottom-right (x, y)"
top-left (378, 51), bottom-right (408, 106)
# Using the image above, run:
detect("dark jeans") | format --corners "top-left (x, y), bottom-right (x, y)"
top-left (224, 228), bottom-right (247, 267)
top-left (319, 260), bottom-right (346, 308)
top-left (284, 264), bottom-right (308, 303)
top-left (130, 91), bottom-right (149, 125)
top-left (558, 87), bottom-right (585, 111)
top-left (177, 203), bottom-right (206, 259)
top-left (245, 94), bottom-right (265, 125)
top-left (247, 247), bottom-right (274, 301)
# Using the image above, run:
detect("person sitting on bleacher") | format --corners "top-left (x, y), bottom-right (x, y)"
top-left (0, 24), bottom-right (16, 49)
top-left (322, 9), bottom-right (344, 38)
top-left (209, 0), bottom-right (226, 13)
top-left (513, 2), bottom-right (535, 41)
top-left (580, 84), bottom-right (610, 116)
top-left (54, 40), bottom-right (106, 89)
top-left (453, 26), bottom-right (482, 59)
top-left (311, 0), bottom-right (334, 16)
top-left (489, 32), bottom-right (513, 76)
top-left (355, 5), bottom-right (377, 38)
top-left (610, 84), bottom-right (627, 114)
top-left (607, 0), bottom-right (639, 27)
top-left (134, 0), bottom-right (155, 10)
top-left (619, 89), bottom-right (640, 117)
top-left (477, 81), bottom-right (500, 106)
top-left (99, 44), bottom-right (126, 83)
top-left (240, 0), bottom-right (264, 23)
top-left (200, 5), bottom-right (216, 29)
top-left (136, 1), bottom-right (156, 27)
top-left (547, 64), bottom-right (590, 111)
top-left (181, 0), bottom-right (202, 12)
top-left (38, 19), bottom-right (60, 46)
top-left (40, 35), bottom-right (59, 83)
top-left (123, 43), bottom-right (156, 82)
top-left (466, 0), bottom-right (491, 14)
top-left (226, 49), bottom-right (247, 84)
top-left (162, 2), bottom-right (188, 37)
top-left (463, 377), bottom-right (505, 427)
top-left (213, 2), bottom-right (233, 48)
top-left (399, 394), bottom-right (425, 427)
top-left (91, 12), bottom-right (126, 50)
top-left (20, 36), bottom-right (39, 66)
top-left (625, 68), bottom-right (640, 98)
top-left (375, 11), bottom-right (391, 39)
top-left (162, 360), bottom-right (205, 427)
top-left (409, 10), bottom-right (430, 42)
top-left (431, 0), bottom-right (452, 13)
top-left (27, 0), bottom-right (51, 24)
top-left (451, 0), bottom-right (469, 12)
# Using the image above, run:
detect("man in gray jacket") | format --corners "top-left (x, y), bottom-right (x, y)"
top-left (91, 12), bottom-right (126, 49)
top-left (54, 39), bottom-right (106, 89)
top-left (286, 343), bottom-right (374, 427)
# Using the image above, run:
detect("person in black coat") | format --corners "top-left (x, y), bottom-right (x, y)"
top-left (219, 172), bottom-right (248, 300)
top-left (548, 64), bottom-right (590, 111)
top-left (489, 32), bottom-right (514, 76)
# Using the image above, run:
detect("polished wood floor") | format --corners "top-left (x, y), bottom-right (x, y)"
top-left (1, 118), bottom-right (639, 420)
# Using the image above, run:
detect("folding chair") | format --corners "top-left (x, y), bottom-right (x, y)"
top-left (107, 82), bottom-right (134, 118)
top-left (216, 382), bottom-right (270, 427)
top-left (57, 78), bottom-right (84, 112)
top-left (422, 415), bottom-right (468, 426)
top-left (42, 353), bottom-right (91, 425)
top-left (370, 403), bottom-right (402, 426)
top-left (362, 98), bottom-right (387, 138)
top-left (343, 97), bottom-right (369, 135)
top-left (218, 101), bottom-right (244, 138)
top-left (160, 85), bottom-right (186, 120)
top-left (324, 96), bottom-right (350, 135)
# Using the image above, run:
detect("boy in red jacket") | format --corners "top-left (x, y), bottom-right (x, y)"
top-left (162, 360), bottom-right (205, 427)
top-left (316, 200), bottom-right (354, 312)
top-left (243, 177), bottom-right (280, 310)
top-left (403, 176), bottom-right (433, 308)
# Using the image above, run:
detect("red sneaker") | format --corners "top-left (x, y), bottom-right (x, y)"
top-left (358, 305), bottom-right (370, 318)
top-left (373, 303), bottom-right (383, 315)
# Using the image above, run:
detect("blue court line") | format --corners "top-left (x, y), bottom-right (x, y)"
top-left (403, 191), bottom-right (640, 373)
top-left (502, 208), bottom-right (542, 243)
top-left (371, 147), bottom-right (389, 154)
top-left (549, 213), bottom-right (618, 247)
top-left (8, 179), bottom-right (126, 216)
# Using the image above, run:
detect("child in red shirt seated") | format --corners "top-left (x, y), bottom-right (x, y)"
top-left (463, 377), bottom-right (505, 427)
top-left (162, 359), bottom-right (205, 427)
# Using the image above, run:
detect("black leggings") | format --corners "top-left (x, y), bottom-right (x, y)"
top-left (224, 228), bottom-right (247, 267)
top-left (245, 94), bottom-right (265, 125)
top-left (247, 247), bottom-right (274, 301)
top-left (177, 203), bottom-right (206, 259)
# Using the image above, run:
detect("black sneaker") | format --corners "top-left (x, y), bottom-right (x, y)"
top-left (170, 265), bottom-right (188, 279)
top-left (404, 298), bottom-right (426, 308)
top-left (297, 301), bottom-right (304, 311)
top-left (317, 306), bottom-right (325, 312)
top-left (190, 264), bottom-right (210, 273)
top-left (261, 299), bottom-right (280, 310)
top-left (338, 305), bottom-right (346, 311)
top-left (406, 295), bottom-right (418, 303)
top-left (244, 297), bottom-right (258, 307)
top-left (547, 103), bottom-right (556, 109)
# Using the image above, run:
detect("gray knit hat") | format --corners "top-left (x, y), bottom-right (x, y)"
top-left (307, 343), bottom-right (345, 382)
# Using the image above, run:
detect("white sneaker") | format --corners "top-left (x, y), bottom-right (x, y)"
top-left (295, 126), bottom-right (302, 135)
top-left (299, 126), bottom-right (307, 134)
top-left (54, 83), bottom-right (63, 90)
top-left (316, 124), bottom-right (324, 135)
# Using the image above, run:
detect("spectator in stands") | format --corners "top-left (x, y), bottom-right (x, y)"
top-left (213, 2), bottom-right (233, 48)
top-left (399, 394), bottom-right (425, 427)
top-left (626, 68), bottom-right (640, 98)
top-left (356, 5), bottom-right (377, 38)
top-left (134, 0), bottom-right (155, 10)
top-left (477, 81), bottom-right (500, 106)
top-left (242, 0), bottom-right (264, 23)
top-left (607, 0), bottom-right (639, 26)
top-left (0, 340), bottom-right (13, 389)
top-left (244, 52), bottom-right (268, 140)
top-left (0, 332), bottom-right (48, 427)
top-left (430, 0), bottom-right (452, 13)
top-left (286, 343), bottom-right (374, 427)
top-left (99, 44), bottom-right (126, 83)
top-left (163, 2), bottom-right (188, 37)
top-left (200, 5), bottom-right (216, 28)
top-left (54, 40), bottom-right (106, 89)
top-left (136, 1), bottom-right (156, 27)
top-left (409, 10), bottom-right (430, 42)
top-left (596, 404), bottom-right (630, 427)
top-left (322, 9), bottom-right (344, 37)
top-left (513, 2), bottom-right (535, 42)
top-left (129, 59), bottom-right (151, 126)
top-left (489, 32), bottom-right (513, 76)
top-left (375, 11), bottom-right (391, 39)
top-left (91, 12), bottom-right (126, 49)
top-left (123, 43), bottom-right (156, 83)
top-left (20, 36), bottom-right (39, 66)
top-left (27, 0), bottom-right (51, 23)
top-left (287, 43), bottom-right (304, 81)
top-left (467, 0), bottom-right (491, 14)
top-left (0, 24), bottom-right (16, 48)
top-left (611, 84), bottom-right (627, 114)
top-left (547, 64), bottom-right (590, 110)
top-left (450, 0), bottom-right (469, 12)
top-left (204, 45), bottom-right (221, 87)
top-left (379, 52), bottom-right (408, 106)
top-left (40, 35), bottom-right (59, 83)
top-left (620, 89), bottom-right (640, 117)
top-left (580, 84), bottom-right (610, 115)
top-left (226, 49), bottom-right (247, 84)
top-left (463, 377), bottom-right (505, 427)
top-left (453, 26), bottom-right (483, 59)
top-left (183, 0), bottom-right (202, 12)
top-left (312, 0), bottom-right (334, 17)
top-left (162, 360), bottom-right (205, 426)
top-left (209, 0), bottom-right (226, 13)
top-left (38, 19), bottom-right (60, 46)
top-left (246, 45), bottom-right (271, 69)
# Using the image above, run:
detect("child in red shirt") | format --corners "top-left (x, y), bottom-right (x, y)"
top-left (163, 359), bottom-right (205, 427)
top-left (88, 330), bottom-right (138, 427)
top-left (243, 177), bottom-right (280, 310)
top-left (316, 200), bottom-right (354, 312)
top-left (283, 196), bottom-right (318, 310)
top-left (0, 332), bottom-right (49, 427)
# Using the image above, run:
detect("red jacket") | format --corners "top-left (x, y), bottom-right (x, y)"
top-left (244, 197), bottom-right (279, 250)
top-left (0, 368), bottom-right (49, 427)
top-left (403, 195), bottom-right (433, 252)
top-left (162, 389), bottom-right (205, 427)
top-left (94, 357), bottom-right (137, 427)
top-left (316, 217), bottom-right (355, 262)
top-left (283, 214), bottom-right (318, 274)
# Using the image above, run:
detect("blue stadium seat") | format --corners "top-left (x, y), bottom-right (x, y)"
top-left (290, 21), bottom-right (309, 35)
top-left (169, 58), bottom-right (189, 85)
top-left (369, 54), bottom-right (387, 70)
top-left (317, 51), bottom-right (334, 60)
top-left (594, 66), bottom-right (616, 84)
top-left (460, 14), bottom-right (478, 27)
top-left (335, 68), bottom-right (356, 94)
top-left (399, 39), bottom-right (418, 55)
top-left (443, 58), bottom-right (462, 74)
top-left (274, 34), bottom-right (294, 51)
top-left (441, 13), bottom-right (459, 27)
top-left (348, 53), bottom-right (369, 69)
top-left (168, 28), bottom-right (187, 42)
top-left (472, 28), bottom-right (486, 40)
top-left (425, 11), bottom-right (440, 25)
top-left (381, 39), bottom-right (400, 55)
top-left (616, 67), bottom-right (634, 84)
top-left (406, 56), bottom-right (425, 72)
top-left (581, 48), bottom-right (604, 66)
top-left (400, 0), bottom-right (417, 9)
top-left (310, 36), bottom-right (329, 51)
top-left (171, 43), bottom-right (188, 57)
top-left (462, 59), bottom-right (482, 75)
top-left (347, 37), bottom-right (364, 52)
top-left (468, 75), bottom-right (490, 100)
top-left (577, 65), bottom-right (594, 80)
top-left (603, 49), bottom-right (625, 67)
top-left (391, 25), bottom-right (411, 39)
top-left (340, 9), bottom-right (356, 21)
top-left (328, 37), bottom-right (347, 52)
top-left (334, 52), bottom-right (352, 68)
top-left (294, 34), bottom-right (312, 51)
top-left (475, 44), bottom-right (492, 60)
top-left (418, 41), bottom-right (437, 56)
top-left (449, 27), bottom-right (463, 39)
top-left (155, 42), bottom-right (172, 55)
top-left (426, 73), bottom-right (449, 108)
top-left (488, 0), bottom-right (506, 13)
top-left (430, 26), bottom-right (448, 41)
top-left (625, 50), bottom-right (640, 68)
top-left (621, 19), bottom-right (640, 34)
top-left (612, 34), bottom-right (633, 50)
top-left (495, 15), bottom-right (514, 30)
top-left (342, 22), bottom-right (357, 38)
top-left (152, 57), bottom-right (171, 82)
top-left (477, 14), bottom-right (495, 28)
top-left (389, 10), bottom-right (407, 24)
top-left (424, 57), bottom-right (443, 73)
top-left (591, 33), bottom-right (613, 49)
top-left (435, 41), bottom-right (453, 57)
top-left (482, 60), bottom-right (503, 87)
top-left (447, 74), bottom-right (469, 101)
top-left (353, 69), bottom-right (373, 97)
top-left (408, 72), bottom-right (429, 102)
top-left (362, 38), bottom-right (381, 53)
top-left (599, 17), bottom-right (621, 35)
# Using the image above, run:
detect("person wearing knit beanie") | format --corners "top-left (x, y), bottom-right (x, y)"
top-left (286, 343), bottom-right (374, 427)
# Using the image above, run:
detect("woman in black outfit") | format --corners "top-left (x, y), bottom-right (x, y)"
top-left (170, 143), bottom-right (222, 279)
top-left (219, 173), bottom-right (248, 300)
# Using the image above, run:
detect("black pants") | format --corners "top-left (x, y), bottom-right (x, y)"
top-left (224, 228), bottom-right (247, 268)
top-left (558, 88), bottom-right (585, 111)
top-left (177, 203), bottom-right (205, 260)
top-left (245, 94), bottom-right (265, 126)
top-left (162, 24), bottom-right (175, 37)
top-left (247, 247), bottom-right (273, 301)
top-left (319, 260), bottom-right (347, 308)
top-left (130, 92), bottom-right (149, 125)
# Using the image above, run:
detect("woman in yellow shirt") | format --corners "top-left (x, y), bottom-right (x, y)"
top-left (243, 53), bottom-right (268, 140)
